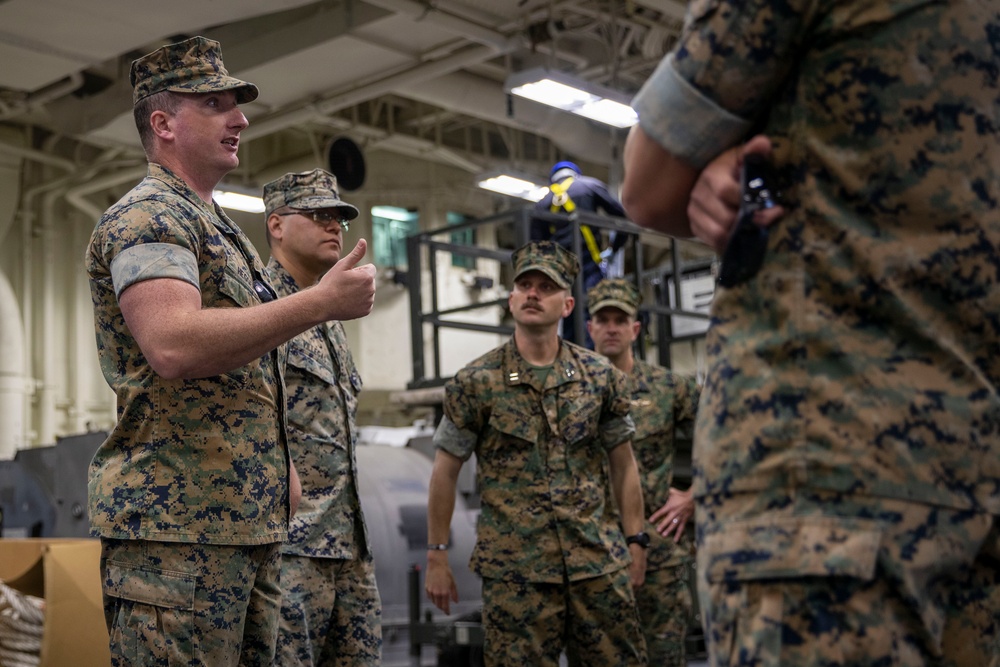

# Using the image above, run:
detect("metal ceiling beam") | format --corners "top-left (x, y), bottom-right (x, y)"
top-left (44, 0), bottom-right (392, 136)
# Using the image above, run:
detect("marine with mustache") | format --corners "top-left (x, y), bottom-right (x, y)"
top-left (425, 240), bottom-right (649, 666)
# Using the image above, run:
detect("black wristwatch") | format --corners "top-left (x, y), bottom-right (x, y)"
top-left (625, 531), bottom-right (650, 549)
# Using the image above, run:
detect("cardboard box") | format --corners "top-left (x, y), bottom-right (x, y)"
top-left (0, 538), bottom-right (110, 667)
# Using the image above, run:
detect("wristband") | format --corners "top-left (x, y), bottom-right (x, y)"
top-left (427, 544), bottom-right (449, 551)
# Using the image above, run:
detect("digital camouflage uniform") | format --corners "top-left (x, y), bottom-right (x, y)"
top-left (588, 278), bottom-right (701, 666)
top-left (633, 2), bottom-right (1000, 665)
top-left (86, 37), bottom-right (289, 667)
top-left (628, 360), bottom-right (699, 666)
top-left (263, 169), bottom-right (381, 667)
top-left (434, 241), bottom-right (646, 667)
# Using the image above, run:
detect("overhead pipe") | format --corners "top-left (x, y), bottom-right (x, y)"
top-left (64, 165), bottom-right (146, 222)
top-left (242, 41), bottom-right (518, 141)
top-left (11, 136), bottom-right (78, 449)
top-left (227, 0), bottom-right (620, 166)
top-left (0, 270), bottom-right (25, 459)
top-left (0, 73), bottom-right (84, 123)
top-left (362, 0), bottom-right (510, 50)
top-left (0, 140), bottom-right (75, 178)
top-left (28, 161), bottom-right (143, 445)
top-left (37, 185), bottom-right (62, 444)
top-left (239, 0), bottom-right (520, 142)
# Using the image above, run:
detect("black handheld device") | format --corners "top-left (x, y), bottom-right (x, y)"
top-left (717, 153), bottom-right (778, 288)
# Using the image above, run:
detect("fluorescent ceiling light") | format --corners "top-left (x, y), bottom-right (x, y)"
top-left (477, 172), bottom-right (548, 202)
top-left (372, 205), bottom-right (417, 221)
top-left (213, 186), bottom-right (264, 213)
top-left (505, 68), bottom-right (638, 129)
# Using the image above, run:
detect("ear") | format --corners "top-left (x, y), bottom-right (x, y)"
top-left (630, 319), bottom-right (642, 342)
top-left (266, 213), bottom-right (284, 242)
top-left (149, 109), bottom-right (172, 141)
top-left (561, 294), bottom-right (575, 318)
top-left (586, 319), bottom-right (594, 337)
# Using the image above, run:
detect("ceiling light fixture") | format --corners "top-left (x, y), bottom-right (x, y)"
top-left (213, 185), bottom-right (265, 213)
top-left (476, 171), bottom-right (549, 202)
top-left (505, 67), bottom-right (638, 129)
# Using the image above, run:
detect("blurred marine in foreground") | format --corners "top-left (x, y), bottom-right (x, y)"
top-left (622, 3), bottom-right (1000, 665)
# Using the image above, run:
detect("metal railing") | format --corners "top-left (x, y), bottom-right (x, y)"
top-left (405, 206), bottom-right (713, 389)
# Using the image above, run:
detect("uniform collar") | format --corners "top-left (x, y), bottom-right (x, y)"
top-left (265, 257), bottom-right (300, 297)
top-left (147, 162), bottom-right (243, 237)
top-left (501, 337), bottom-right (581, 390)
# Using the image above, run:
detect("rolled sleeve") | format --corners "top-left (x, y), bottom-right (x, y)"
top-left (601, 414), bottom-right (636, 452)
top-left (632, 54), bottom-right (752, 170)
top-left (433, 416), bottom-right (478, 461)
top-left (109, 242), bottom-right (200, 297)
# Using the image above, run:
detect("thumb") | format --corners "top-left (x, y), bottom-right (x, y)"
top-left (333, 238), bottom-right (367, 271)
top-left (740, 134), bottom-right (773, 161)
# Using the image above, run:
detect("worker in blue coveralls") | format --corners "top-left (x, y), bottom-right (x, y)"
top-left (532, 161), bottom-right (628, 348)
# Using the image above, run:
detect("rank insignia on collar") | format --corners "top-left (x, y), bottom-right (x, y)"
top-left (565, 368), bottom-right (575, 378)
top-left (508, 372), bottom-right (520, 383)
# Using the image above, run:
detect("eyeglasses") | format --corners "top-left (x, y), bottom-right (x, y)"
top-left (278, 209), bottom-right (350, 231)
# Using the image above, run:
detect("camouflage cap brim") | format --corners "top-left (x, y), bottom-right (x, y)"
top-left (162, 75), bottom-right (259, 104)
top-left (288, 195), bottom-right (360, 220)
top-left (515, 264), bottom-right (572, 289)
top-left (589, 298), bottom-right (637, 317)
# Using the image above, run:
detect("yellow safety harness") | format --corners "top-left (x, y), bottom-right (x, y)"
top-left (548, 176), bottom-right (603, 266)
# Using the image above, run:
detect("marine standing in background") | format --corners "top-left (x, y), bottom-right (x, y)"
top-left (587, 278), bottom-right (700, 667)
top-left (85, 36), bottom-right (375, 666)
top-left (533, 161), bottom-right (628, 348)
top-left (621, 2), bottom-right (1000, 665)
top-left (425, 241), bottom-right (648, 667)
top-left (263, 169), bottom-right (382, 666)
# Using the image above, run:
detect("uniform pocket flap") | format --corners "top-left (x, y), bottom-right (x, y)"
top-left (286, 342), bottom-right (337, 386)
top-left (104, 562), bottom-right (196, 610)
top-left (704, 516), bottom-right (882, 583)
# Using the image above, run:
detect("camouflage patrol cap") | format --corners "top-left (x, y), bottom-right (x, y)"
top-left (130, 36), bottom-right (259, 105)
top-left (587, 278), bottom-right (641, 317)
top-left (511, 241), bottom-right (580, 289)
top-left (263, 169), bottom-right (360, 220)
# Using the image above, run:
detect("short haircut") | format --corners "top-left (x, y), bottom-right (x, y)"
top-left (133, 90), bottom-right (182, 155)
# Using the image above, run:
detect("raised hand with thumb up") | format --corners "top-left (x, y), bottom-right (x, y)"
top-left (316, 238), bottom-right (377, 321)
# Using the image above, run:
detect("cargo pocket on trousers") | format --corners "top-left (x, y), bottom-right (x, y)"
top-left (700, 516), bottom-right (882, 666)
top-left (104, 562), bottom-right (197, 665)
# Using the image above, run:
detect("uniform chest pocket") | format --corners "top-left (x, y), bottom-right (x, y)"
top-left (486, 396), bottom-right (543, 444)
top-left (287, 341), bottom-right (338, 386)
top-left (630, 398), bottom-right (667, 442)
top-left (484, 400), bottom-right (545, 474)
top-left (219, 261), bottom-right (257, 308)
top-left (556, 384), bottom-right (604, 446)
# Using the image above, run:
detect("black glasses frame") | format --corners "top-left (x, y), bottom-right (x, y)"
top-left (278, 209), bottom-right (350, 231)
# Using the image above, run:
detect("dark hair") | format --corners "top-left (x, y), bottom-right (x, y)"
top-left (133, 90), bottom-right (182, 154)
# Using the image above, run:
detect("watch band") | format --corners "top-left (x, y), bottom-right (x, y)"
top-left (625, 531), bottom-right (650, 548)
top-left (427, 543), bottom-right (449, 551)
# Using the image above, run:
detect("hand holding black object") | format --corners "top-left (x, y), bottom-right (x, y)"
top-left (717, 153), bottom-right (778, 288)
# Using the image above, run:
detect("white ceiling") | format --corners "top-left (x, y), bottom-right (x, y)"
top-left (0, 0), bottom-right (686, 188)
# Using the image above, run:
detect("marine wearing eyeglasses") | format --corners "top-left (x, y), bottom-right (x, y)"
top-left (262, 169), bottom-right (381, 666)
top-left (277, 208), bottom-right (352, 231)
